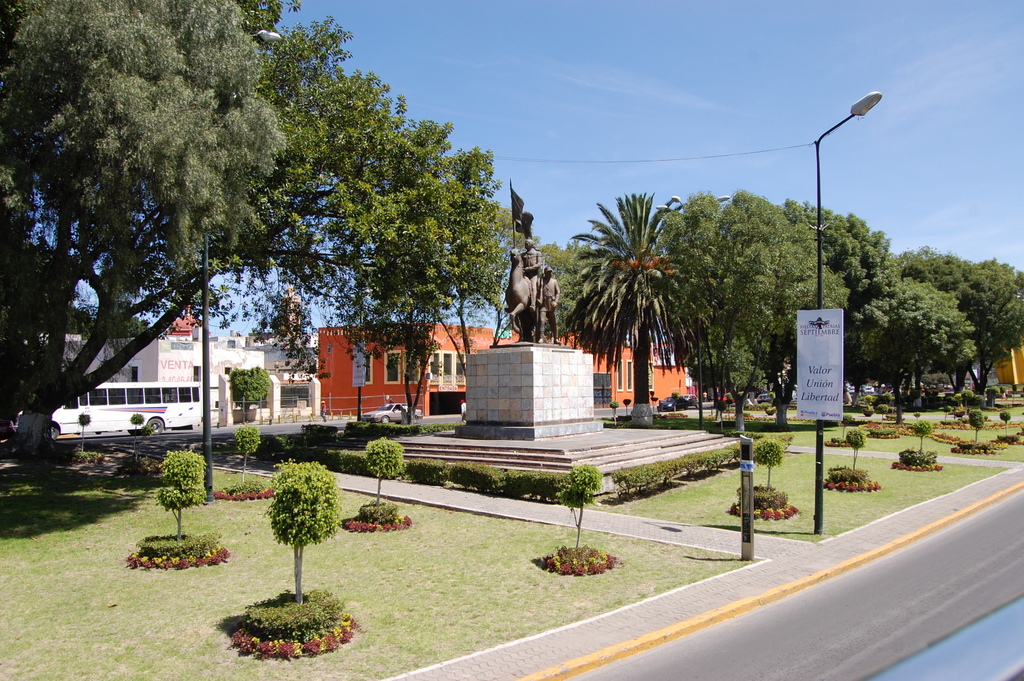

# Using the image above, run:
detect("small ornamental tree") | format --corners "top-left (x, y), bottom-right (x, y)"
top-left (968, 409), bottom-right (987, 441)
top-left (229, 367), bottom-right (271, 423)
top-left (609, 400), bottom-right (619, 426)
top-left (558, 464), bottom-right (603, 548)
top-left (77, 412), bottom-right (91, 452)
top-left (365, 438), bottom-right (405, 506)
top-left (911, 420), bottom-right (933, 454)
top-left (754, 437), bottom-right (786, 489)
top-left (1000, 410), bottom-right (1012, 435)
top-left (845, 428), bottom-right (867, 468)
top-left (130, 413), bottom-right (145, 459)
top-left (234, 426), bottom-right (262, 483)
top-left (268, 462), bottom-right (341, 604)
top-left (156, 451), bottom-right (206, 541)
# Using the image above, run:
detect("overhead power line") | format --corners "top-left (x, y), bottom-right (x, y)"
top-left (494, 142), bottom-right (811, 164)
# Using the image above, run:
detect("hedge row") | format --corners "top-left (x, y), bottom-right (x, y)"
top-left (311, 450), bottom-right (568, 503)
top-left (610, 447), bottom-right (739, 497)
top-left (343, 421), bottom-right (455, 438)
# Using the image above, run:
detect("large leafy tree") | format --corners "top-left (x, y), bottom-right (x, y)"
top-left (783, 201), bottom-right (899, 402)
top-left (901, 249), bottom-right (1024, 396)
top-left (0, 0), bottom-right (284, 453)
top-left (862, 278), bottom-right (975, 423)
top-left (666, 192), bottom-right (823, 430)
top-left (232, 20), bottom-right (500, 420)
top-left (565, 193), bottom-right (689, 426)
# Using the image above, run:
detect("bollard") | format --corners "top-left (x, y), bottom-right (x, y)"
top-left (739, 435), bottom-right (755, 561)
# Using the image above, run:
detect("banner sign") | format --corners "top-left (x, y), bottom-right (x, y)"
top-left (796, 309), bottom-right (844, 420)
top-left (352, 343), bottom-right (366, 388)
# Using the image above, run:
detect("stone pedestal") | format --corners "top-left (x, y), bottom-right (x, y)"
top-left (454, 344), bottom-right (603, 440)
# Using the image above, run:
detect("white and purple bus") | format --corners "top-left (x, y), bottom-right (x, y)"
top-left (49, 381), bottom-right (202, 439)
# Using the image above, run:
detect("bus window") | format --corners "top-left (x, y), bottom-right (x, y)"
top-left (88, 389), bottom-right (108, 406)
top-left (162, 388), bottom-right (178, 403)
top-left (178, 387), bottom-right (193, 403)
top-left (63, 397), bottom-right (79, 410)
top-left (192, 387), bottom-right (200, 402)
top-left (107, 388), bottom-right (127, 405)
top-left (144, 388), bottom-right (161, 404)
top-left (127, 388), bottom-right (144, 405)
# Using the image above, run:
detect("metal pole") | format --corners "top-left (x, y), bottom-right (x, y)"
top-left (697, 324), bottom-right (705, 431)
top-left (202, 227), bottom-right (214, 504)
top-left (813, 113), bottom-right (854, 535)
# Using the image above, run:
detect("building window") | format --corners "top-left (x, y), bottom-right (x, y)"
top-left (386, 352), bottom-right (403, 383)
top-left (193, 366), bottom-right (201, 382)
top-left (617, 360), bottom-right (633, 392)
top-left (281, 384), bottom-right (311, 409)
top-left (129, 366), bottom-right (139, 382)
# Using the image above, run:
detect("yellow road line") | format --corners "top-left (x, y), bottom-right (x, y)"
top-left (520, 478), bottom-right (1024, 681)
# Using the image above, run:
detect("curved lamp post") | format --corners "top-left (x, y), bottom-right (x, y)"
top-left (656, 195), bottom-right (731, 431)
top-left (812, 91), bottom-right (882, 534)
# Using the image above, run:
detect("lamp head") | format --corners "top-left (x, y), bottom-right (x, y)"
top-left (850, 91), bottom-right (882, 116)
top-left (255, 29), bottom-right (283, 43)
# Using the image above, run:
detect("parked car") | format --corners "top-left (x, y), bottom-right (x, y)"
top-left (359, 403), bottom-right (422, 423)
top-left (0, 418), bottom-right (15, 440)
top-left (861, 385), bottom-right (876, 395)
top-left (657, 395), bottom-right (697, 412)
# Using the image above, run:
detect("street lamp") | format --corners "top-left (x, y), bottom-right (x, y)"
top-left (812, 91), bottom-right (882, 534)
top-left (202, 27), bottom-right (284, 504)
top-left (657, 194), bottom-right (731, 431)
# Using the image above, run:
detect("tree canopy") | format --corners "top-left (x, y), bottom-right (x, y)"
top-left (566, 193), bottom-right (688, 425)
top-left (0, 0), bottom-right (283, 450)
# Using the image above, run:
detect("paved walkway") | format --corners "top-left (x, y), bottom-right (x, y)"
top-left (205, 441), bottom-right (1024, 681)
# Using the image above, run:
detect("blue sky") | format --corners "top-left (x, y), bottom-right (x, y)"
top-left (276, 0), bottom-right (1023, 273)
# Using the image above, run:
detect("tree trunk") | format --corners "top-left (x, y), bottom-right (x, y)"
top-left (575, 508), bottom-right (584, 548)
top-left (631, 339), bottom-right (654, 426)
top-left (294, 545), bottom-right (304, 604)
top-left (175, 509), bottom-right (183, 541)
top-left (6, 411), bottom-right (52, 457)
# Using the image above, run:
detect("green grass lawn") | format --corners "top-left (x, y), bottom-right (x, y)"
top-left (0, 462), bottom-right (744, 681)
top-left (598, 451), bottom-right (1003, 541)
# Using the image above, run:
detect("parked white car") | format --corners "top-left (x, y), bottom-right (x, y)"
top-left (359, 403), bottom-right (422, 423)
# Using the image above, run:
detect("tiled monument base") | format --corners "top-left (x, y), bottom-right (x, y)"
top-left (454, 344), bottom-right (603, 441)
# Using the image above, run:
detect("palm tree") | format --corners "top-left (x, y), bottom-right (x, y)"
top-left (565, 194), bottom-right (688, 426)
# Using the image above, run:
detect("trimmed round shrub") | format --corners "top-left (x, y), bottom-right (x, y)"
top-left (365, 438), bottom-right (406, 479)
top-left (240, 590), bottom-right (347, 643)
top-left (354, 502), bottom-right (402, 526)
top-left (751, 485), bottom-right (789, 511)
top-left (222, 479), bottom-right (271, 497)
top-left (115, 456), bottom-right (163, 476)
top-left (541, 545), bottom-right (620, 576)
top-left (826, 466), bottom-right (870, 485)
top-left (895, 448), bottom-right (941, 471)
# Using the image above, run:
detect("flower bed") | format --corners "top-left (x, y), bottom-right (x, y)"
top-left (126, 546), bottom-right (230, 570)
top-left (950, 444), bottom-right (1002, 455)
top-left (891, 462), bottom-right (943, 472)
top-left (342, 516), bottom-right (413, 533)
top-left (823, 480), bottom-right (882, 492)
top-left (231, 620), bottom-right (356, 660)
top-left (213, 489), bottom-right (275, 501)
top-left (727, 503), bottom-right (799, 520)
top-left (541, 545), bottom-right (620, 576)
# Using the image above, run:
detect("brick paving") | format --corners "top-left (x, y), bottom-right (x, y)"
top-left (207, 442), bottom-right (1024, 681)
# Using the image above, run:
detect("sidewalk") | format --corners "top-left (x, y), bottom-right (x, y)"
top-left (214, 448), bottom-right (1024, 681)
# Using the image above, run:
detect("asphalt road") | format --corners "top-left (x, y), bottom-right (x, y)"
top-left (578, 489), bottom-right (1024, 681)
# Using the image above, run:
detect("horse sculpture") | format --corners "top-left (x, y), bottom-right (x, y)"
top-left (505, 250), bottom-right (535, 342)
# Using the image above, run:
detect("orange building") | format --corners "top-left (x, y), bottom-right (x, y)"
top-left (318, 325), bottom-right (690, 417)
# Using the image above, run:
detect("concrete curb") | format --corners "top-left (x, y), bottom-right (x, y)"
top-left (519, 478), bottom-right (1024, 681)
